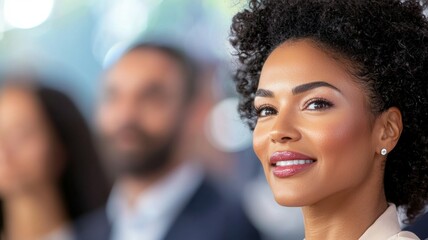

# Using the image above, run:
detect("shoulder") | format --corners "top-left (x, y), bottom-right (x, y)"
top-left (166, 178), bottom-right (261, 240)
top-left (72, 206), bottom-right (111, 240)
top-left (187, 178), bottom-right (255, 222)
top-left (388, 231), bottom-right (420, 240)
top-left (361, 204), bottom-right (420, 240)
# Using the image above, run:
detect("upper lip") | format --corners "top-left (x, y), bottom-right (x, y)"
top-left (270, 151), bottom-right (316, 165)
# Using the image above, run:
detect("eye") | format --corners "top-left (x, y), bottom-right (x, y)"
top-left (304, 98), bottom-right (334, 111)
top-left (255, 105), bottom-right (278, 117)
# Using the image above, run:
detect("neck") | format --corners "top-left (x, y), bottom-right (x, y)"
top-left (302, 175), bottom-right (388, 240)
top-left (4, 185), bottom-right (69, 240)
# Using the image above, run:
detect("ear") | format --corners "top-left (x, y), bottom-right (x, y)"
top-left (373, 107), bottom-right (403, 156)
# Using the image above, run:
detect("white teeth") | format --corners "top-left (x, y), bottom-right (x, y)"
top-left (275, 160), bottom-right (314, 167)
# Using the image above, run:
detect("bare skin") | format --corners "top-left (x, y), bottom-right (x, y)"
top-left (4, 185), bottom-right (69, 240)
top-left (253, 39), bottom-right (402, 239)
top-left (0, 87), bottom-right (69, 240)
top-left (97, 48), bottom-right (193, 208)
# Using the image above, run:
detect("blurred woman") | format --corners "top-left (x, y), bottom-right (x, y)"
top-left (0, 79), bottom-right (109, 240)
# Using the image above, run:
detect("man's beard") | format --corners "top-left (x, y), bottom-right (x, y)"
top-left (98, 123), bottom-right (179, 178)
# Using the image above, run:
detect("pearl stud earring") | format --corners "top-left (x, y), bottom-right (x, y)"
top-left (381, 148), bottom-right (388, 156)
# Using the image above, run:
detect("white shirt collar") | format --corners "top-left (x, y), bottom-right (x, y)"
top-left (303, 203), bottom-right (419, 240)
top-left (359, 203), bottom-right (402, 240)
top-left (107, 163), bottom-right (203, 239)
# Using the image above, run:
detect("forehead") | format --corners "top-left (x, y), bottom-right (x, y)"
top-left (104, 48), bottom-right (184, 90)
top-left (259, 39), bottom-right (354, 89)
top-left (257, 39), bottom-right (370, 110)
top-left (0, 87), bottom-right (45, 124)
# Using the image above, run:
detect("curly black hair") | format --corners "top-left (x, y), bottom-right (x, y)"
top-left (230, 0), bottom-right (428, 221)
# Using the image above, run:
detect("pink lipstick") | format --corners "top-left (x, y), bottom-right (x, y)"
top-left (270, 151), bottom-right (316, 178)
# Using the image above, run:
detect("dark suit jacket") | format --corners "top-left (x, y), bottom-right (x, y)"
top-left (73, 179), bottom-right (261, 240)
top-left (404, 212), bottom-right (428, 239)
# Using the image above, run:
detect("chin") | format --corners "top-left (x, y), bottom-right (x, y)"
top-left (270, 184), bottom-right (315, 207)
top-left (273, 193), bottom-right (306, 207)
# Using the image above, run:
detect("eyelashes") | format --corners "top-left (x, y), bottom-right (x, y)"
top-left (254, 98), bottom-right (334, 118)
top-left (303, 98), bottom-right (334, 110)
top-left (255, 104), bottom-right (278, 117)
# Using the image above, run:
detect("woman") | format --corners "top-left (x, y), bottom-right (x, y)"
top-left (0, 79), bottom-right (109, 240)
top-left (230, 0), bottom-right (428, 239)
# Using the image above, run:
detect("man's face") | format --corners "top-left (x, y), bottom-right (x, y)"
top-left (97, 48), bottom-right (188, 177)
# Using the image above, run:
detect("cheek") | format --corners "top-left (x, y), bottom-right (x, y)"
top-left (312, 115), bottom-right (362, 155)
top-left (97, 105), bottom-right (117, 134)
top-left (304, 111), bottom-right (375, 197)
top-left (252, 109), bottom-right (376, 207)
top-left (139, 104), bottom-right (183, 138)
top-left (0, 135), bottom-right (55, 196)
top-left (253, 121), bottom-right (272, 175)
top-left (0, 151), bottom-right (17, 196)
top-left (15, 135), bottom-right (55, 184)
top-left (253, 123), bottom-right (268, 161)
top-left (313, 112), bottom-right (372, 167)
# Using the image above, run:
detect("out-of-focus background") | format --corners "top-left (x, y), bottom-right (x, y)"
top-left (0, 0), bottom-right (304, 239)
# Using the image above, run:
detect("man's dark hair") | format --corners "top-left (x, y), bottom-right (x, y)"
top-left (127, 42), bottom-right (199, 103)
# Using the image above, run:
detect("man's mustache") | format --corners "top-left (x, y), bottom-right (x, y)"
top-left (107, 124), bottom-right (151, 143)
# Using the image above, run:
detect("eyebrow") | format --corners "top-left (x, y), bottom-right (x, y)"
top-left (140, 82), bottom-right (168, 98)
top-left (255, 89), bottom-right (274, 98)
top-left (292, 81), bottom-right (341, 95)
top-left (255, 81), bottom-right (341, 98)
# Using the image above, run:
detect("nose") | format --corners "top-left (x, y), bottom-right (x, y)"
top-left (269, 131), bottom-right (294, 143)
top-left (113, 100), bottom-right (139, 125)
top-left (269, 112), bottom-right (301, 144)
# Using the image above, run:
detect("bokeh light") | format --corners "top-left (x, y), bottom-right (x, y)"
top-left (3, 0), bottom-right (54, 29)
top-left (205, 97), bottom-right (252, 153)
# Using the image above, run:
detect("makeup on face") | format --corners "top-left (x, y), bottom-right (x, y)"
top-left (252, 39), bottom-right (377, 207)
top-left (255, 81), bottom-right (338, 179)
top-left (270, 151), bottom-right (317, 178)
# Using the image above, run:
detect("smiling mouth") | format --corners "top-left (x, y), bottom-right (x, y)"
top-left (269, 151), bottom-right (317, 177)
top-left (270, 160), bottom-right (316, 178)
top-left (273, 159), bottom-right (316, 167)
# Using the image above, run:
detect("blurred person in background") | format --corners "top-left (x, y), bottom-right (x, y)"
top-left (0, 78), bottom-right (109, 240)
top-left (74, 42), bottom-right (261, 240)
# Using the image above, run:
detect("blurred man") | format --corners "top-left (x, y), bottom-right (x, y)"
top-left (74, 43), bottom-right (261, 240)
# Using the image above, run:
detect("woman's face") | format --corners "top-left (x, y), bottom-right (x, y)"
top-left (253, 39), bottom-right (381, 207)
top-left (0, 87), bottom-right (60, 197)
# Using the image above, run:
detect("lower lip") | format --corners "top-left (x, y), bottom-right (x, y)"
top-left (272, 162), bottom-right (315, 178)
